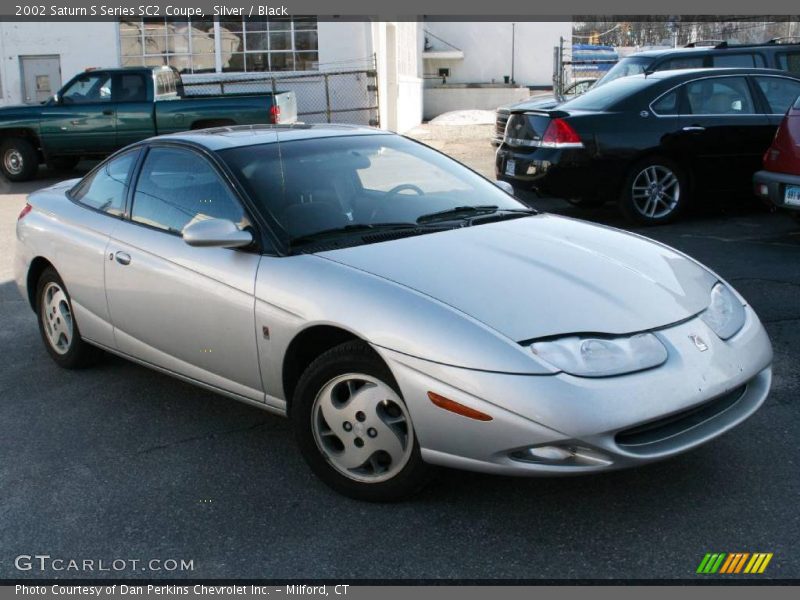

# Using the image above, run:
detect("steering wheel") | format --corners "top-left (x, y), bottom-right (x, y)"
top-left (371, 184), bottom-right (425, 220)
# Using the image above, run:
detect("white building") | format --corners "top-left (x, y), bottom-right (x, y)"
top-left (0, 19), bottom-right (423, 133)
top-left (422, 22), bottom-right (572, 119)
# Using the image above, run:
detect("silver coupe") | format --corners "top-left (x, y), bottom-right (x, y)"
top-left (14, 125), bottom-right (773, 500)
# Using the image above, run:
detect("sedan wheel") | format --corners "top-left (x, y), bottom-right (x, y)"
top-left (35, 267), bottom-right (98, 368)
top-left (292, 340), bottom-right (432, 501)
top-left (620, 158), bottom-right (688, 225)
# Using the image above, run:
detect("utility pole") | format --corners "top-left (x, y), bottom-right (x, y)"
top-left (511, 23), bottom-right (516, 85)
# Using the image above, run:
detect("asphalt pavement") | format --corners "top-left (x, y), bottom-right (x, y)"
top-left (1, 165), bottom-right (798, 581)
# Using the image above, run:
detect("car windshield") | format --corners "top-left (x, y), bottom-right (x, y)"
top-left (559, 75), bottom-right (653, 111)
top-left (218, 134), bottom-right (531, 249)
top-left (593, 56), bottom-right (654, 88)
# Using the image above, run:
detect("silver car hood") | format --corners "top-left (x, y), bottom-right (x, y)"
top-left (318, 214), bottom-right (716, 341)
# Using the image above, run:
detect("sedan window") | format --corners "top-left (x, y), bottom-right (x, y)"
top-left (684, 77), bottom-right (755, 115)
top-left (71, 149), bottom-right (139, 216)
top-left (131, 147), bottom-right (248, 234)
top-left (754, 76), bottom-right (800, 114)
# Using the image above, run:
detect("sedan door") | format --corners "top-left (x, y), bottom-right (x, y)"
top-left (39, 71), bottom-right (117, 155)
top-left (676, 75), bottom-right (771, 192)
top-left (104, 145), bottom-right (264, 401)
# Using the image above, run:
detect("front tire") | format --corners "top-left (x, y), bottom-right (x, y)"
top-left (1, 138), bottom-right (39, 182)
top-left (291, 340), bottom-right (432, 501)
top-left (36, 267), bottom-right (98, 368)
top-left (619, 157), bottom-right (688, 225)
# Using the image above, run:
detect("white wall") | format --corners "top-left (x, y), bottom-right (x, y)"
top-left (424, 22), bottom-right (572, 87)
top-left (0, 22), bottom-right (119, 106)
top-left (423, 86), bottom-right (530, 120)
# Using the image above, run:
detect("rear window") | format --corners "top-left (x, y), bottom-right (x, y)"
top-left (594, 56), bottom-right (653, 87)
top-left (561, 76), bottom-right (652, 111)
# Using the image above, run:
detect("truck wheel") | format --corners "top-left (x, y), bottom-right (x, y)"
top-left (47, 156), bottom-right (80, 171)
top-left (1, 138), bottom-right (39, 182)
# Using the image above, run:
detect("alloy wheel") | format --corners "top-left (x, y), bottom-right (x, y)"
top-left (631, 165), bottom-right (681, 220)
top-left (311, 373), bottom-right (414, 484)
top-left (41, 282), bottom-right (74, 355)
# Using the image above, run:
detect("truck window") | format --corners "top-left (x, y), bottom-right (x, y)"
top-left (777, 52), bottom-right (800, 75)
top-left (115, 74), bottom-right (147, 102)
top-left (712, 53), bottom-right (765, 68)
top-left (657, 56), bottom-right (705, 71)
top-left (61, 73), bottom-right (112, 104)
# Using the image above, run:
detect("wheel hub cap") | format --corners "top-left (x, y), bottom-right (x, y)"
top-left (632, 165), bottom-right (680, 219)
top-left (312, 374), bottom-right (414, 483)
top-left (4, 149), bottom-right (24, 175)
top-left (41, 282), bottom-right (73, 355)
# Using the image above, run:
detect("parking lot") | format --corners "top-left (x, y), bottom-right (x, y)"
top-left (1, 142), bottom-right (799, 580)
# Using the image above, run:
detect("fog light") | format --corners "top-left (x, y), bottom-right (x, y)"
top-left (510, 444), bottom-right (612, 467)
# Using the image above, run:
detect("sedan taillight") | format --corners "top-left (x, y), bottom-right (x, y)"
top-left (270, 104), bottom-right (281, 124)
top-left (541, 118), bottom-right (583, 147)
top-left (18, 203), bottom-right (32, 221)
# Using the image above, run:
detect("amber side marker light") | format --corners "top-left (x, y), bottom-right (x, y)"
top-left (427, 391), bottom-right (493, 421)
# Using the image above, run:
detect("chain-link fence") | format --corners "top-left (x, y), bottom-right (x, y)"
top-left (181, 56), bottom-right (380, 127)
top-left (553, 38), bottom-right (618, 96)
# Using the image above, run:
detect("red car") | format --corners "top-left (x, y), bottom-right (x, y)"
top-left (754, 95), bottom-right (800, 219)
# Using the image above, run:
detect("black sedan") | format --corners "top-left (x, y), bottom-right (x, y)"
top-left (496, 67), bottom-right (800, 224)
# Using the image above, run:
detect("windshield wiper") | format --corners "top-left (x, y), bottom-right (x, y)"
top-left (416, 205), bottom-right (535, 224)
top-left (288, 222), bottom-right (418, 247)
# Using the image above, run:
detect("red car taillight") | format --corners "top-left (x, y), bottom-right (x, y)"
top-left (763, 109), bottom-right (800, 175)
top-left (18, 203), bottom-right (32, 221)
top-left (270, 104), bottom-right (281, 124)
top-left (541, 118), bottom-right (582, 147)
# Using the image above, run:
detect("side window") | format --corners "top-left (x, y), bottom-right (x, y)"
top-left (651, 90), bottom-right (679, 115)
top-left (60, 73), bottom-right (112, 104)
top-left (114, 74), bottom-right (147, 102)
top-left (131, 147), bottom-right (248, 234)
top-left (777, 52), bottom-right (800, 75)
top-left (754, 76), bottom-right (800, 114)
top-left (656, 56), bottom-right (704, 71)
top-left (71, 150), bottom-right (139, 216)
top-left (712, 53), bottom-right (762, 68)
top-left (684, 77), bottom-right (755, 115)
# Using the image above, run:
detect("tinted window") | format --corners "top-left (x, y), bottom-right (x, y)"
top-left (712, 53), bottom-right (764, 68)
top-left (651, 90), bottom-right (679, 115)
top-left (131, 148), bottom-right (247, 234)
top-left (777, 52), bottom-right (800, 75)
top-left (115, 73), bottom-right (147, 102)
top-left (755, 76), bottom-right (800, 114)
top-left (61, 73), bottom-right (112, 104)
top-left (658, 56), bottom-right (705, 70)
top-left (594, 56), bottom-right (653, 87)
top-left (560, 76), bottom-right (653, 111)
top-left (72, 150), bottom-right (139, 216)
top-left (684, 77), bottom-right (755, 115)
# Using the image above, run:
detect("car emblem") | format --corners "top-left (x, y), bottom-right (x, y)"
top-left (689, 334), bottom-right (708, 352)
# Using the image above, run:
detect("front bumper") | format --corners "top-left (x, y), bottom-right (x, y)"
top-left (375, 305), bottom-right (772, 476)
top-left (753, 169), bottom-right (800, 212)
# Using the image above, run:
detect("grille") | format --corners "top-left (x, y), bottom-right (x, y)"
top-left (616, 385), bottom-right (748, 449)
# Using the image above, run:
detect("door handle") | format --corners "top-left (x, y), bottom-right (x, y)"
top-left (115, 251), bottom-right (131, 266)
top-left (70, 120), bottom-right (81, 125)
top-left (682, 126), bottom-right (706, 132)
top-left (102, 109), bottom-right (113, 116)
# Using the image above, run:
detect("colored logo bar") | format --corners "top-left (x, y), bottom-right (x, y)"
top-left (696, 552), bottom-right (773, 574)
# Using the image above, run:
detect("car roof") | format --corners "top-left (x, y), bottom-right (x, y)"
top-left (632, 42), bottom-right (800, 58)
top-left (152, 124), bottom-right (391, 151)
top-left (642, 67), bottom-right (795, 80)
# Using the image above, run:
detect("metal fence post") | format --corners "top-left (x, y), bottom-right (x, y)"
top-left (324, 74), bottom-right (332, 123)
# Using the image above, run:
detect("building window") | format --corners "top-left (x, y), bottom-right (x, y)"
top-left (119, 17), bottom-right (318, 74)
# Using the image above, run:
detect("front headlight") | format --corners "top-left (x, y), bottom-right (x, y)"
top-left (700, 282), bottom-right (746, 340)
top-left (530, 332), bottom-right (668, 377)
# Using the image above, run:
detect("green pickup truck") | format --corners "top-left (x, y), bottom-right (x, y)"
top-left (0, 66), bottom-right (297, 181)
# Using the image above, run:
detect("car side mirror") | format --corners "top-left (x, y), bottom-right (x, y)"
top-left (182, 218), bottom-right (253, 249)
top-left (494, 180), bottom-right (515, 195)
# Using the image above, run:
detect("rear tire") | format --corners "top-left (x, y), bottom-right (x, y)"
top-left (291, 340), bottom-right (432, 501)
top-left (36, 267), bottom-right (98, 369)
top-left (619, 157), bottom-right (689, 225)
top-left (1, 138), bottom-right (39, 182)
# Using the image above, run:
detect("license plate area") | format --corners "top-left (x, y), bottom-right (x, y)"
top-left (785, 185), bottom-right (800, 207)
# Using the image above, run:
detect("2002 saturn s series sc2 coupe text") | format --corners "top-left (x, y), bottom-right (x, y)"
top-left (15, 125), bottom-right (773, 501)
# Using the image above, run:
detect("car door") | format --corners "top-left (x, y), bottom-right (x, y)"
top-left (58, 148), bottom-right (141, 349)
top-left (112, 71), bottom-right (157, 149)
top-left (39, 71), bottom-right (117, 155)
top-left (104, 144), bottom-right (264, 401)
top-left (676, 75), bottom-right (771, 192)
